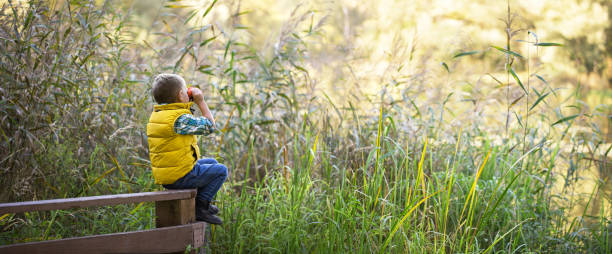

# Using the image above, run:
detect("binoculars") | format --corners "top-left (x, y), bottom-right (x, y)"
top-left (187, 87), bottom-right (193, 99)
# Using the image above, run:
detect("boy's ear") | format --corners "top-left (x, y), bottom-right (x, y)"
top-left (176, 86), bottom-right (189, 103)
top-left (176, 89), bottom-right (183, 102)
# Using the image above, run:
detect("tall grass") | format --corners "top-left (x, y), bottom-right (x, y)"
top-left (0, 0), bottom-right (155, 200)
top-left (0, 0), bottom-right (610, 253)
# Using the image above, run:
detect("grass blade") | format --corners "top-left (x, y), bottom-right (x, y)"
top-left (200, 35), bottom-right (218, 47)
top-left (441, 62), bottom-right (450, 73)
top-left (453, 51), bottom-right (480, 58)
top-left (534, 42), bottom-right (563, 47)
top-left (460, 149), bottom-right (492, 218)
top-left (551, 114), bottom-right (579, 126)
top-left (380, 190), bottom-right (444, 253)
top-left (509, 68), bottom-right (527, 94)
top-left (372, 102), bottom-right (385, 210)
top-left (482, 219), bottom-right (532, 254)
top-left (510, 94), bottom-right (524, 107)
top-left (529, 92), bottom-right (550, 111)
top-left (491, 45), bottom-right (524, 58)
top-left (202, 0), bottom-right (219, 19)
top-left (534, 74), bottom-right (558, 97)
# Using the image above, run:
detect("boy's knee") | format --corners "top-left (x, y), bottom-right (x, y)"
top-left (217, 164), bottom-right (228, 179)
top-left (198, 158), bottom-right (218, 165)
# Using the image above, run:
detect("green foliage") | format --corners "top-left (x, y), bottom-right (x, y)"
top-left (0, 0), bottom-right (610, 253)
top-left (0, 0), bottom-right (152, 201)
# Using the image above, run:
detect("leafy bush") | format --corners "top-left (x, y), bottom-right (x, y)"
top-left (0, 0), bottom-right (609, 253)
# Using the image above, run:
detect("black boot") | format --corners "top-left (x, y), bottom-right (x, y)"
top-left (196, 198), bottom-right (219, 214)
top-left (208, 203), bottom-right (219, 214)
top-left (195, 199), bottom-right (223, 225)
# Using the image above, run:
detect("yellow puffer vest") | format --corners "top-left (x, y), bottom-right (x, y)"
top-left (147, 102), bottom-right (201, 184)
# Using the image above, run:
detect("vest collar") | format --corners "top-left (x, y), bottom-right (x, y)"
top-left (154, 102), bottom-right (194, 112)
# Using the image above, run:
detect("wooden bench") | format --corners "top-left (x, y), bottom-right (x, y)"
top-left (0, 189), bottom-right (206, 254)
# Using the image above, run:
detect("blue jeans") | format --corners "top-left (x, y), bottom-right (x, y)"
top-left (163, 158), bottom-right (228, 202)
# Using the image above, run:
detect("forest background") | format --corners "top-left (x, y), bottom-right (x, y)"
top-left (0, 0), bottom-right (611, 253)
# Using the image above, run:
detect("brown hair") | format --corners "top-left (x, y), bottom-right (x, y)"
top-left (151, 73), bottom-right (185, 104)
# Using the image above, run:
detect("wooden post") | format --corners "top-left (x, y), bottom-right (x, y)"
top-left (155, 198), bottom-right (196, 227)
top-left (155, 190), bottom-right (206, 253)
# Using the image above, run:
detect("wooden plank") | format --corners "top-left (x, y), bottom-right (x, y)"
top-left (0, 189), bottom-right (196, 214)
top-left (0, 222), bottom-right (206, 254)
top-left (155, 198), bottom-right (196, 228)
top-left (155, 196), bottom-right (200, 253)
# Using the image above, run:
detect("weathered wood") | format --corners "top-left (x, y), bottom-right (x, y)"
top-left (0, 189), bottom-right (206, 253)
top-left (155, 198), bottom-right (196, 228)
top-left (0, 189), bottom-right (196, 214)
top-left (0, 222), bottom-right (207, 254)
top-left (155, 193), bottom-right (201, 254)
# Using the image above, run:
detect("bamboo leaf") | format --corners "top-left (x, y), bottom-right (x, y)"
top-left (509, 68), bottom-right (527, 94)
top-left (453, 51), bottom-right (479, 58)
top-left (534, 74), bottom-right (558, 97)
top-left (202, 0), bottom-right (219, 19)
top-left (200, 35), bottom-right (218, 47)
top-left (441, 62), bottom-right (449, 73)
top-left (534, 74), bottom-right (547, 85)
top-left (552, 114), bottom-right (579, 126)
top-left (487, 73), bottom-right (503, 86)
top-left (534, 42), bottom-right (563, 47)
top-left (184, 10), bottom-right (198, 24)
top-left (529, 92), bottom-right (550, 111)
top-left (514, 111), bottom-right (524, 129)
top-left (491, 45), bottom-right (524, 58)
top-left (532, 87), bottom-right (542, 97)
top-left (510, 94), bottom-right (524, 107)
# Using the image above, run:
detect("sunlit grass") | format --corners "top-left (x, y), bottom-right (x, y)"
top-left (0, 0), bottom-right (610, 253)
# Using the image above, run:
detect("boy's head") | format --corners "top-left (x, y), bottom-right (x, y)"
top-left (152, 73), bottom-right (188, 104)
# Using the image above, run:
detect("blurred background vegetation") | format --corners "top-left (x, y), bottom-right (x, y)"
top-left (0, 0), bottom-right (610, 252)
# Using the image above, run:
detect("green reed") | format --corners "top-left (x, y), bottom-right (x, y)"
top-left (0, 0), bottom-right (609, 253)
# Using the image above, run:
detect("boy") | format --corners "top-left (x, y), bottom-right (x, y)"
top-left (146, 73), bottom-right (227, 225)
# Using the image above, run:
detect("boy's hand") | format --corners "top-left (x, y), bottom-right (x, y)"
top-left (190, 87), bottom-right (215, 127)
top-left (190, 87), bottom-right (204, 104)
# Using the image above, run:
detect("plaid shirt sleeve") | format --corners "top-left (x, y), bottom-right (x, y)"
top-left (173, 114), bottom-right (215, 136)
